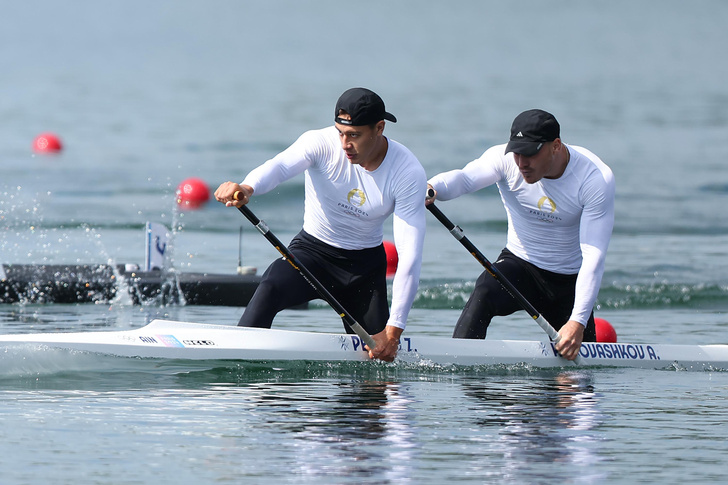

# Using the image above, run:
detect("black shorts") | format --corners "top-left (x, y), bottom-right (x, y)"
top-left (238, 230), bottom-right (390, 334)
top-left (453, 248), bottom-right (596, 341)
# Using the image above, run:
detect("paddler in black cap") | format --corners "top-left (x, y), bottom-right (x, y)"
top-left (215, 88), bottom-right (427, 362)
top-left (427, 109), bottom-right (615, 360)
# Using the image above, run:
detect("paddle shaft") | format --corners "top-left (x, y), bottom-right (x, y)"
top-left (426, 193), bottom-right (582, 364)
top-left (233, 193), bottom-right (376, 350)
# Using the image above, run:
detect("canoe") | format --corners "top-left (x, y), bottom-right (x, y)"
top-left (0, 319), bottom-right (726, 370)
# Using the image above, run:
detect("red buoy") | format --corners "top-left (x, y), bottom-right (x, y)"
top-left (595, 317), bottom-right (617, 343)
top-left (176, 177), bottom-right (210, 210)
top-left (383, 240), bottom-right (398, 277)
top-left (33, 133), bottom-right (63, 154)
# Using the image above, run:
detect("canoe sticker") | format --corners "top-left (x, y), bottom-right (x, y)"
top-left (156, 335), bottom-right (184, 347)
top-left (338, 336), bottom-right (351, 351)
top-left (137, 334), bottom-right (184, 347)
top-left (350, 336), bottom-right (365, 352)
top-left (350, 335), bottom-right (417, 353)
top-left (549, 342), bottom-right (661, 361)
top-left (400, 337), bottom-right (417, 353)
top-left (539, 342), bottom-right (550, 356)
top-left (182, 340), bottom-right (216, 346)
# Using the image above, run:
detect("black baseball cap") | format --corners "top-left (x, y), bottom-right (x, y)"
top-left (505, 109), bottom-right (560, 156)
top-left (334, 88), bottom-right (397, 126)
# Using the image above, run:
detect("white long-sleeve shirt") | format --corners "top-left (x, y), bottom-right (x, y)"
top-left (428, 143), bottom-right (615, 326)
top-left (242, 126), bottom-right (427, 330)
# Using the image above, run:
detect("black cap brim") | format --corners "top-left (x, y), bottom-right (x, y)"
top-left (505, 140), bottom-right (543, 156)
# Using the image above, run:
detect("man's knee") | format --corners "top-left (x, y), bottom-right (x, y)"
top-left (453, 291), bottom-right (497, 339)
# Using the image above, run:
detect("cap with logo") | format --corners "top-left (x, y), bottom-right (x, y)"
top-left (334, 88), bottom-right (397, 126)
top-left (505, 109), bottom-right (560, 156)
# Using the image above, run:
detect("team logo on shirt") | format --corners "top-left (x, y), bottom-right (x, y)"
top-left (347, 189), bottom-right (366, 207)
top-left (531, 196), bottom-right (561, 223)
top-left (339, 188), bottom-right (369, 217)
top-left (537, 196), bottom-right (556, 213)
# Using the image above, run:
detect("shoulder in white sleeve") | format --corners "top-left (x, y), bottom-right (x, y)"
top-left (241, 127), bottom-right (337, 195)
top-left (427, 143), bottom-right (509, 200)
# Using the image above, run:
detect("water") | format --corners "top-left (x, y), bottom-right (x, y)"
top-left (2, 0), bottom-right (728, 483)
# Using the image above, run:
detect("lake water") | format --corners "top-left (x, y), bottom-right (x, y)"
top-left (1, 1), bottom-right (727, 484)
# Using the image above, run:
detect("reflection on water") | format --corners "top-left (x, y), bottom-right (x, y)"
top-left (213, 370), bottom-right (606, 483)
top-left (459, 371), bottom-right (605, 482)
top-left (226, 379), bottom-right (417, 483)
top-left (158, 368), bottom-right (603, 483)
top-left (1, 354), bottom-right (723, 483)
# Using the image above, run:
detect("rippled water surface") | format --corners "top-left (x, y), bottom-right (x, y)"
top-left (2, 1), bottom-right (728, 483)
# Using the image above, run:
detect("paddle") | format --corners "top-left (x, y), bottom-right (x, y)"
top-left (425, 189), bottom-right (582, 364)
top-left (232, 192), bottom-right (377, 350)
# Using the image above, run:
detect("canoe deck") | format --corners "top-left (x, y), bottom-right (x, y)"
top-left (1, 320), bottom-right (726, 370)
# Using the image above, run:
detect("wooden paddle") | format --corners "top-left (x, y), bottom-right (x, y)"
top-left (232, 192), bottom-right (377, 350)
top-left (426, 189), bottom-right (582, 365)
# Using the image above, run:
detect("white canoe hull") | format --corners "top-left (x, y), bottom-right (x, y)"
top-left (0, 319), bottom-right (727, 370)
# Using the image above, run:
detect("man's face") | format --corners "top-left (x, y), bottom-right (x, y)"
top-left (335, 115), bottom-right (384, 167)
top-left (512, 139), bottom-right (562, 184)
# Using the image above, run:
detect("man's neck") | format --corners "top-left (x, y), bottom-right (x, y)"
top-left (360, 137), bottom-right (388, 171)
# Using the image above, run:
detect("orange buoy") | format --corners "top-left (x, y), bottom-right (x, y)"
top-left (33, 133), bottom-right (63, 154)
top-left (176, 177), bottom-right (210, 210)
top-left (595, 317), bottom-right (617, 343)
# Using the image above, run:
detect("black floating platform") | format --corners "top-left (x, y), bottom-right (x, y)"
top-left (0, 263), bottom-right (278, 307)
